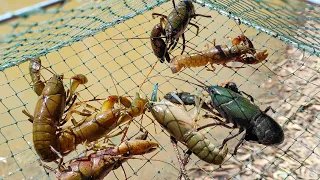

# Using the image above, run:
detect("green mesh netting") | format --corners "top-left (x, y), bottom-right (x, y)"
top-left (0, 0), bottom-right (319, 179)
